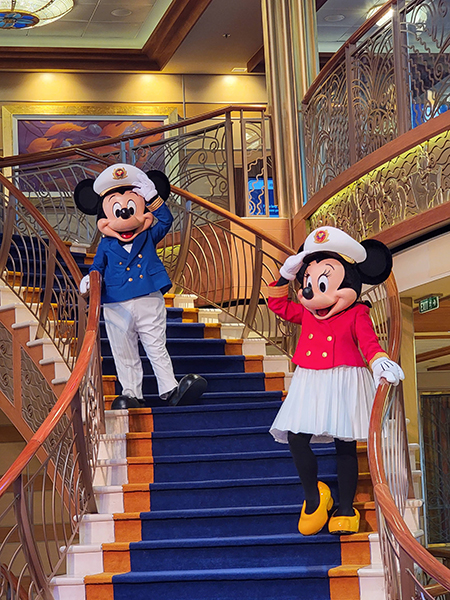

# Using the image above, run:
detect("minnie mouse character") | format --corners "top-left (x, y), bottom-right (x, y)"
top-left (75, 163), bottom-right (207, 410)
top-left (268, 226), bottom-right (403, 535)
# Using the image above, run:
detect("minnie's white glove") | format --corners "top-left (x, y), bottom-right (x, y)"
top-left (372, 357), bottom-right (405, 388)
top-left (279, 252), bottom-right (307, 281)
top-left (80, 274), bottom-right (90, 294)
top-left (132, 172), bottom-right (158, 203)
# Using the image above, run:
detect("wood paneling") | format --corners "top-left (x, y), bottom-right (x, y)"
top-left (416, 345), bottom-right (450, 363)
top-left (414, 299), bottom-right (450, 333)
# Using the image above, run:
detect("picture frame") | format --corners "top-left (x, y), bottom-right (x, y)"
top-left (1, 103), bottom-right (178, 158)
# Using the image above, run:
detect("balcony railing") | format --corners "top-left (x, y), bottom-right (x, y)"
top-left (0, 105), bottom-right (274, 232)
top-left (302, 0), bottom-right (450, 200)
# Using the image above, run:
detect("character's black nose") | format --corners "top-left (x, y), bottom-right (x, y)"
top-left (303, 286), bottom-right (314, 300)
top-left (120, 207), bottom-right (131, 219)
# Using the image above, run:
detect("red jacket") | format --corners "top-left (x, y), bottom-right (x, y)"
top-left (268, 284), bottom-right (386, 370)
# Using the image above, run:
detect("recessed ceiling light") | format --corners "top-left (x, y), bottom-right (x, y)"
top-left (232, 67), bottom-right (247, 73)
top-left (111, 8), bottom-right (132, 17)
top-left (324, 14), bottom-right (345, 22)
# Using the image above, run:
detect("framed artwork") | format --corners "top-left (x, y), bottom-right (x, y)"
top-left (1, 103), bottom-right (178, 158)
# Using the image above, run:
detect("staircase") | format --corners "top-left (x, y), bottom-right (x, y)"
top-left (48, 251), bottom-right (383, 600)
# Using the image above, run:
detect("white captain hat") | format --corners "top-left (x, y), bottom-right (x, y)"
top-left (93, 163), bottom-right (144, 197)
top-left (302, 226), bottom-right (366, 264)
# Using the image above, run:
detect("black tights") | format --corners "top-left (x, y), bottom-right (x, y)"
top-left (287, 431), bottom-right (358, 516)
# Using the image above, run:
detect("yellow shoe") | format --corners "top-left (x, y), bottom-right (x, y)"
top-left (328, 508), bottom-right (360, 535)
top-left (298, 481), bottom-right (334, 536)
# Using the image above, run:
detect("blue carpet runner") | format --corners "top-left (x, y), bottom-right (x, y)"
top-left (75, 251), bottom-right (344, 599)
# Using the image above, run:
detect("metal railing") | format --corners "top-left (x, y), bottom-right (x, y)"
top-left (0, 271), bottom-right (103, 600)
top-left (165, 185), bottom-right (296, 356)
top-left (364, 275), bottom-right (450, 598)
top-left (0, 171), bottom-right (104, 599)
top-left (1, 145), bottom-right (295, 356)
top-left (302, 0), bottom-right (450, 200)
top-left (0, 105), bottom-right (274, 232)
top-left (0, 173), bottom-right (83, 369)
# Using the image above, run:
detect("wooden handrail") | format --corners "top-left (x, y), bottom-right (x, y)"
top-left (0, 271), bottom-right (101, 497)
top-left (0, 104), bottom-right (267, 169)
top-left (369, 377), bottom-right (450, 591)
top-left (0, 172), bottom-right (82, 286)
top-left (171, 184), bottom-right (295, 257)
top-left (302, 0), bottom-right (396, 104)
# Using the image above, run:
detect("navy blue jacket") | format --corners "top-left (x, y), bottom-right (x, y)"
top-left (89, 203), bottom-right (173, 304)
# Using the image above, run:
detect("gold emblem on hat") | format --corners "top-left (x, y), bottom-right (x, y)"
top-left (112, 167), bottom-right (127, 180)
top-left (314, 229), bottom-right (329, 244)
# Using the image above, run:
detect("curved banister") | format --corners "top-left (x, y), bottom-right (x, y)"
top-left (366, 274), bottom-right (450, 594)
top-left (303, 1), bottom-right (395, 104)
top-left (0, 104), bottom-right (267, 169)
top-left (0, 270), bottom-right (101, 496)
top-left (171, 184), bottom-right (294, 257)
top-left (369, 383), bottom-right (450, 591)
top-left (0, 171), bottom-right (82, 285)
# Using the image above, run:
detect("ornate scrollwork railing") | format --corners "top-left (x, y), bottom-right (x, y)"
top-left (165, 185), bottom-right (296, 356)
top-left (1, 105), bottom-right (273, 237)
top-left (302, 0), bottom-right (450, 200)
top-left (0, 173), bottom-right (84, 368)
top-left (364, 275), bottom-right (450, 598)
top-left (0, 166), bottom-right (103, 599)
top-left (0, 271), bottom-right (103, 600)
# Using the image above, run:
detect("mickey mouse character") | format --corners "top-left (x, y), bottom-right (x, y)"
top-left (75, 163), bottom-right (207, 410)
top-left (268, 226), bottom-right (404, 535)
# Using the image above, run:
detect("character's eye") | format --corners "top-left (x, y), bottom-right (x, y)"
top-left (112, 202), bottom-right (122, 218)
top-left (127, 199), bottom-right (137, 215)
top-left (305, 274), bottom-right (312, 289)
top-left (318, 274), bottom-right (328, 293)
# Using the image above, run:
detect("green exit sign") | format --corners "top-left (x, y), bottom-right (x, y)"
top-left (419, 296), bottom-right (440, 314)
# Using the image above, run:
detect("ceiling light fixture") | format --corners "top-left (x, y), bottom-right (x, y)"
top-left (231, 67), bottom-right (247, 73)
top-left (324, 14), bottom-right (345, 22)
top-left (0, 0), bottom-right (73, 29)
top-left (111, 8), bottom-right (132, 17)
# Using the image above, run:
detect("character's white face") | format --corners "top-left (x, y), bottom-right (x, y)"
top-left (98, 189), bottom-right (153, 242)
top-left (299, 258), bottom-right (357, 320)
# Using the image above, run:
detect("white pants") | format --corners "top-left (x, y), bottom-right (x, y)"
top-left (103, 292), bottom-right (178, 399)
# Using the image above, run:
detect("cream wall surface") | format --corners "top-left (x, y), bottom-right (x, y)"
top-left (0, 72), bottom-right (267, 155)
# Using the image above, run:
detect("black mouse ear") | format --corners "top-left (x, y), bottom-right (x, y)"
top-left (358, 239), bottom-right (393, 285)
top-left (297, 243), bottom-right (304, 253)
top-left (74, 179), bottom-right (101, 215)
top-left (146, 170), bottom-right (171, 201)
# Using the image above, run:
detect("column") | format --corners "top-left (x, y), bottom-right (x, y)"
top-left (261, 0), bottom-right (319, 224)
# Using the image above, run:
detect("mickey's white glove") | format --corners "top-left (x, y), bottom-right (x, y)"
top-left (279, 252), bottom-right (307, 281)
top-left (80, 274), bottom-right (90, 294)
top-left (372, 357), bottom-right (405, 388)
top-left (132, 172), bottom-right (158, 203)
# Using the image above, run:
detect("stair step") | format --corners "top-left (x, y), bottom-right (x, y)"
top-left (85, 565), bottom-right (336, 600)
top-left (102, 533), bottom-right (341, 573)
top-left (137, 475), bottom-right (338, 512)
top-left (100, 337), bottom-right (227, 356)
top-left (103, 354), bottom-right (248, 375)
top-left (133, 401), bottom-right (283, 431)
top-left (127, 425), bottom-right (284, 456)
top-left (135, 372), bottom-right (283, 395)
top-left (105, 390), bottom-right (284, 409)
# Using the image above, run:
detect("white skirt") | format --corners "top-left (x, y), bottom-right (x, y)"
top-left (270, 365), bottom-right (376, 444)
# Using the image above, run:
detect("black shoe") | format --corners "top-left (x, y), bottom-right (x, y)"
top-left (163, 374), bottom-right (208, 407)
top-left (111, 395), bottom-right (145, 410)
